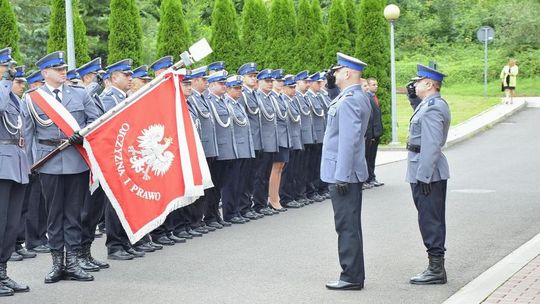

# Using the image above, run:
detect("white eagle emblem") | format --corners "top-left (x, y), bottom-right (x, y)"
top-left (128, 124), bottom-right (175, 181)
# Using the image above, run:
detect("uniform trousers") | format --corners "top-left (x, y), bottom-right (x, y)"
top-left (172, 208), bottom-right (191, 235)
top-left (239, 150), bottom-right (261, 214)
top-left (365, 137), bottom-right (380, 182)
top-left (203, 157), bottom-right (222, 224)
top-left (279, 149), bottom-right (301, 204)
top-left (21, 175), bottom-right (48, 249)
top-left (410, 180), bottom-right (447, 257)
top-left (40, 172), bottom-right (88, 251)
top-left (299, 145), bottom-right (315, 199)
top-left (81, 185), bottom-right (106, 246)
top-left (252, 152), bottom-right (274, 211)
top-left (184, 197), bottom-right (205, 229)
top-left (0, 180), bottom-right (26, 263)
top-left (329, 182), bottom-right (365, 284)
top-left (311, 143), bottom-right (327, 195)
top-left (105, 199), bottom-right (131, 253)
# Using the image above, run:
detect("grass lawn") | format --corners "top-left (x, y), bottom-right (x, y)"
top-left (391, 77), bottom-right (540, 144)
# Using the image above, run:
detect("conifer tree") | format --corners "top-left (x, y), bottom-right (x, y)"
top-left (356, 0), bottom-right (391, 143)
top-left (108, 0), bottom-right (143, 65)
top-left (0, 0), bottom-right (20, 61)
top-left (311, 0), bottom-right (327, 71)
top-left (240, 0), bottom-right (268, 66)
top-left (156, 0), bottom-right (192, 61)
top-left (293, 0), bottom-right (316, 72)
top-left (47, 0), bottom-right (90, 65)
top-left (324, 0), bottom-right (351, 67)
top-left (343, 0), bottom-right (358, 49)
top-left (266, 0), bottom-right (297, 70)
top-left (209, 0), bottom-right (242, 70)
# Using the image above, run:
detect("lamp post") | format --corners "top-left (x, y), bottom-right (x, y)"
top-left (65, 0), bottom-right (76, 69)
top-left (384, 4), bottom-right (400, 145)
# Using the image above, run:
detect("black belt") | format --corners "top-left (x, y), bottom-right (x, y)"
top-left (39, 139), bottom-right (65, 147)
top-left (406, 143), bottom-right (421, 153)
top-left (0, 138), bottom-right (25, 148)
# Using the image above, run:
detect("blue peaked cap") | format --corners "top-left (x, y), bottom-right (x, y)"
top-left (190, 66), bottom-right (208, 78)
top-left (295, 70), bottom-right (309, 81)
top-left (238, 62), bottom-right (258, 75)
top-left (106, 59), bottom-right (133, 74)
top-left (26, 70), bottom-right (44, 85)
top-left (272, 69), bottom-right (284, 80)
top-left (416, 64), bottom-right (446, 82)
top-left (67, 69), bottom-right (81, 81)
top-left (150, 55), bottom-right (173, 72)
top-left (257, 69), bottom-right (273, 80)
top-left (15, 66), bottom-right (25, 79)
top-left (0, 48), bottom-right (13, 65)
top-left (226, 75), bottom-right (243, 87)
top-left (308, 72), bottom-right (321, 81)
top-left (335, 52), bottom-right (367, 72)
top-left (77, 58), bottom-right (103, 77)
top-left (132, 65), bottom-right (152, 80)
top-left (208, 61), bottom-right (225, 72)
top-left (283, 75), bottom-right (296, 86)
top-left (36, 51), bottom-right (68, 70)
top-left (182, 70), bottom-right (192, 82)
top-left (208, 70), bottom-right (228, 83)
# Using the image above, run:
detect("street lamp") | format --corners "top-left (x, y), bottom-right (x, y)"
top-left (384, 4), bottom-right (400, 145)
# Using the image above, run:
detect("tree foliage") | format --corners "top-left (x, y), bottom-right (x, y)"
top-left (292, 0), bottom-right (316, 72)
top-left (240, 0), bottom-right (268, 66)
top-left (156, 0), bottom-right (191, 61)
top-left (209, 0), bottom-right (242, 70)
top-left (0, 0), bottom-right (21, 61)
top-left (47, 0), bottom-right (90, 66)
top-left (311, 0), bottom-right (327, 71)
top-left (324, 0), bottom-right (351, 67)
top-left (356, 0), bottom-right (391, 143)
top-left (266, 0), bottom-right (297, 71)
top-left (108, 0), bottom-right (143, 65)
top-left (342, 0), bottom-right (358, 50)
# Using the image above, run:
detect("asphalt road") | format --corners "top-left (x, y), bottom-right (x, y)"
top-left (5, 108), bottom-right (540, 304)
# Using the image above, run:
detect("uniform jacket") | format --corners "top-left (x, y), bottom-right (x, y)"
top-left (225, 95), bottom-right (255, 159)
top-left (406, 92), bottom-right (451, 184)
top-left (306, 90), bottom-right (326, 144)
top-left (320, 84), bottom-right (371, 184)
top-left (0, 80), bottom-right (30, 183)
top-left (283, 94), bottom-right (303, 150)
top-left (240, 86), bottom-right (262, 151)
top-left (207, 93), bottom-right (237, 161)
top-left (187, 90), bottom-right (218, 158)
top-left (256, 90), bottom-right (278, 153)
top-left (295, 91), bottom-right (315, 145)
top-left (319, 89), bottom-right (332, 112)
top-left (26, 84), bottom-right (99, 175)
top-left (86, 83), bottom-right (106, 116)
top-left (100, 86), bottom-right (126, 112)
top-left (270, 91), bottom-right (291, 149)
top-left (365, 92), bottom-right (383, 139)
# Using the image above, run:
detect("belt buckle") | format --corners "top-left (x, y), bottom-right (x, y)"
top-left (18, 137), bottom-right (25, 148)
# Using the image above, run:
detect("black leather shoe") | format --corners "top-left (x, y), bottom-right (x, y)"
top-left (148, 242), bottom-right (163, 250)
top-left (167, 234), bottom-right (187, 243)
top-left (325, 280), bottom-right (364, 290)
top-left (242, 211), bottom-right (258, 220)
top-left (265, 207), bottom-right (279, 214)
top-left (107, 249), bottom-right (134, 261)
top-left (174, 231), bottom-right (193, 239)
top-left (194, 227), bottom-right (209, 234)
top-left (8, 252), bottom-right (23, 262)
top-left (126, 247), bottom-right (145, 258)
top-left (28, 244), bottom-right (51, 253)
top-left (203, 225), bottom-right (217, 232)
top-left (257, 208), bottom-right (274, 216)
top-left (83, 244), bottom-right (110, 269)
top-left (64, 251), bottom-right (94, 281)
top-left (283, 201), bottom-right (302, 208)
top-left (252, 210), bottom-right (264, 219)
top-left (270, 206), bottom-right (288, 212)
top-left (187, 229), bottom-right (203, 237)
top-left (309, 195), bottom-right (324, 202)
top-left (78, 256), bottom-right (100, 272)
top-left (372, 180), bottom-right (384, 187)
top-left (16, 246), bottom-right (37, 259)
top-left (45, 250), bottom-right (65, 283)
top-left (240, 216), bottom-right (251, 222)
top-left (217, 219), bottom-right (232, 227)
top-left (153, 235), bottom-right (175, 246)
top-left (228, 217), bottom-right (246, 224)
top-left (0, 285), bottom-right (13, 297)
top-left (134, 243), bottom-right (155, 253)
top-left (0, 263), bottom-right (29, 293)
top-left (207, 222), bottom-right (223, 229)
top-left (410, 256), bottom-right (447, 285)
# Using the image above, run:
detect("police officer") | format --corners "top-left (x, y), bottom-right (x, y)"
top-left (406, 64), bottom-right (451, 285)
top-left (188, 66), bottom-right (229, 233)
top-left (66, 69), bottom-right (82, 85)
top-left (76, 58), bottom-right (110, 271)
top-left (25, 51), bottom-right (99, 283)
top-left (0, 47), bottom-right (31, 295)
top-left (323, 53), bottom-right (371, 290)
top-left (278, 75), bottom-right (304, 209)
top-left (26, 70), bottom-right (45, 90)
top-left (100, 59), bottom-right (145, 259)
top-left (237, 62), bottom-right (265, 220)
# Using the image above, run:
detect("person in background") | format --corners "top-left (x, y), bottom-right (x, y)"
top-left (365, 78), bottom-right (384, 188)
top-left (500, 59), bottom-right (518, 104)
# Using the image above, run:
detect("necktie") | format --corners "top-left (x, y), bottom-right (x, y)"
top-left (373, 95), bottom-right (380, 107)
top-left (53, 89), bottom-right (62, 103)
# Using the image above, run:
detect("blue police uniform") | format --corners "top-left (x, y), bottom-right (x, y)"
top-left (322, 53), bottom-right (371, 289)
top-left (270, 69), bottom-right (291, 162)
top-left (406, 64), bottom-right (451, 285)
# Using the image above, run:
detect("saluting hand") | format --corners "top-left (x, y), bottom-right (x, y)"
top-left (336, 182), bottom-right (349, 195)
top-left (418, 181), bottom-right (432, 196)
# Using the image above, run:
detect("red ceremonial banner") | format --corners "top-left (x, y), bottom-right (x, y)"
top-left (84, 72), bottom-right (211, 242)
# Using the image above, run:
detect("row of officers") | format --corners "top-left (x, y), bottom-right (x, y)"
top-left (0, 46), bottom-right (379, 296)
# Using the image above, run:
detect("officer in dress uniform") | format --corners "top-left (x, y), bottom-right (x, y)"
top-left (25, 51), bottom-right (99, 283)
top-left (237, 62), bottom-right (265, 220)
top-left (323, 53), bottom-right (371, 290)
top-left (186, 66), bottom-right (228, 235)
top-left (252, 69), bottom-right (280, 216)
top-left (295, 71), bottom-right (316, 205)
top-left (26, 70), bottom-right (45, 90)
top-left (0, 48), bottom-right (31, 296)
top-left (100, 59), bottom-right (146, 260)
top-left (306, 72), bottom-right (327, 201)
top-left (203, 61), bottom-right (226, 97)
top-left (278, 75), bottom-right (304, 209)
top-left (268, 69), bottom-right (290, 211)
top-left (318, 72), bottom-right (332, 112)
top-left (66, 69), bottom-right (82, 85)
top-left (76, 57), bottom-right (110, 272)
top-left (406, 64), bottom-right (451, 285)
